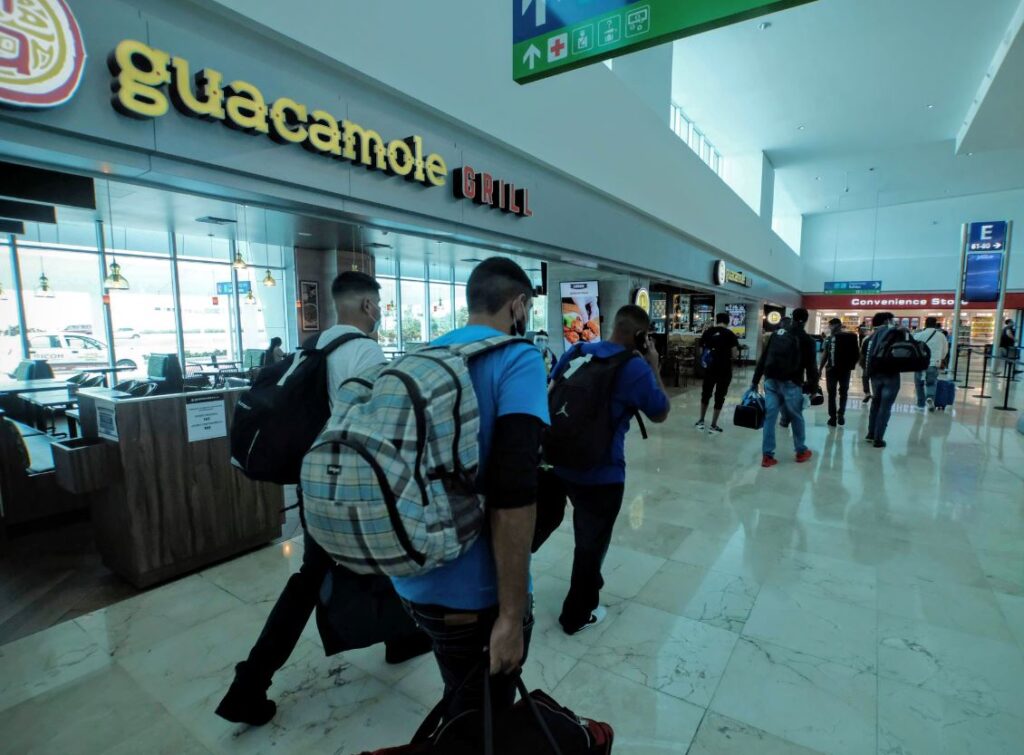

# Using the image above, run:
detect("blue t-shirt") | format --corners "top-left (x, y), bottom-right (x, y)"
top-left (391, 326), bottom-right (550, 610)
top-left (552, 341), bottom-right (669, 485)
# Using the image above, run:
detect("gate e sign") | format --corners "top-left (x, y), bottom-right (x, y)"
top-left (967, 221), bottom-right (1008, 253)
top-left (513, 0), bottom-right (817, 84)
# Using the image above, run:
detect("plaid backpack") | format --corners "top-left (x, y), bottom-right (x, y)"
top-left (301, 335), bottom-right (529, 577)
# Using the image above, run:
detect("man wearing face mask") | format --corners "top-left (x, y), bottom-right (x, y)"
top-left (218, 271), bottom-right (430, 726)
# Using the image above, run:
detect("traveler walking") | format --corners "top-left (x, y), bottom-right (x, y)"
top-left (913, 316), bottom-right (949, 411)
top-left (695, 312), bottom-right (740, 433)
top-left (390, 258), bottom-right (550, 721)
top-left (263, 336), bottom-right (285, 366)
top-left (544, 305), bottom-right (670, 634)
top-left (751, 307), bottom-right (817, 467)
top-left (1000, 318), bottom-right (1017, 358)
top-left (819, 318), bottom-right (860, 427)
top-left (864, 312), bottom-right (900, 448)
top-left (217, 272), bottom-right (426, 726)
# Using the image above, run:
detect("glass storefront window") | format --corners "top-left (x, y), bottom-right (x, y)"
top-left (377, 277), bottom-right (399, 350)
top-left (400, 279), bottom-right (427, 349)
top-left (106, 255), bottom-right (177, 380)
top-left (239, 268), bottom-right (290, 356)
top-left (429, 282), bottom-right (454, 340)
top-left (455, 284), bottom-right (469, 329)
top-left (18, 247), bottom-right (107, 377)
top-left (530, 294), bottom-right (548, 334)
top-left (0, 242), bottom-right (21, 373)
top-left (176, 259), bottom-right (235, 363)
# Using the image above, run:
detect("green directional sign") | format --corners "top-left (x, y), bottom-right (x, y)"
top-left (513, 0), bottom-right (816, 84)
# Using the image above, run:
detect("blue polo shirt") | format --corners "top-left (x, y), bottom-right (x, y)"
top-left (552, 341), bottom-right (669, 485)
top-left (391, 326), bottom-right (550, 610)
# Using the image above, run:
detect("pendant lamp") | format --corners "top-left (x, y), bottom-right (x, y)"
top-left (35, 264), bottom-right (54, 298)
top-left (262, 208), bottom-right (276, 286)
top-left (104, 258), bottom-right (130, 290)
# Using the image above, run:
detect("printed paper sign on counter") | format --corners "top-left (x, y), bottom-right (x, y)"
top-left (185, 394), bottom-right (228, 443)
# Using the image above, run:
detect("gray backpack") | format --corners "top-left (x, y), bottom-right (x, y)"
top-left (301, 335), bottom-right (528, 577)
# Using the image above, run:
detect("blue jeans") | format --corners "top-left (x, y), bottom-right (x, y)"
top-left (914, 366), bottom-right (939, 407)
top-left (763, 379), bottom-right (807, 456)
top-left (868, 373), bottom-right (901, 440)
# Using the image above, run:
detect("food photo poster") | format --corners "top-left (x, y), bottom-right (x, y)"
top-left (560, 281), bottom-right (601, 350)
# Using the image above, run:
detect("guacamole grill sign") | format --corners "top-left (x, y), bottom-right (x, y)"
top-left (107, 39), bottom-right (449, 188)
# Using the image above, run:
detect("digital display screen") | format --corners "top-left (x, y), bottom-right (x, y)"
top-left (963, 253), bottom-right (1003, 302)
top-left (725, 304), bottom-right (747, 337)
top-left (560, 281), bottom-right (600, 350)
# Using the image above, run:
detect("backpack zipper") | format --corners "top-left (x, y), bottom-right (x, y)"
top-left (403, 352), bottom-right (469, 485)
top-left (381, 368), bottom-right (430, 507)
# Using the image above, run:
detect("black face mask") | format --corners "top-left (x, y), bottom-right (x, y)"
top-left (510, 301), bottom-right (527, 337)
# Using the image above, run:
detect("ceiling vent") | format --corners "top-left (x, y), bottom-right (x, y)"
top-left (195, 215), bottom-right (237, 225)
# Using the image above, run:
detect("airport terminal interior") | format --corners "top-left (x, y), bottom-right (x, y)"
top-left (1, 0), bottom-right (1023, 753)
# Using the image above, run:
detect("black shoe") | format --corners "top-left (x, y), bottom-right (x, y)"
top-left (827, 417), bottom-right (837, 427)
top-left (838, 415), bottom-right (846, 426)
top-left (873, 440), bottom-right (887, 448)
top-left (385, 632), bottom-right (434, 665)
top-left (865, 435), bottom-right (874, 442)
top-left (215, 680), bottom-right (277, 726)
top-left (709, 424), bottom-right (724, 433)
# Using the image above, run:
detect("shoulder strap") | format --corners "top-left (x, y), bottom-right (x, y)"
top-left (306, 332), bottom-right (371, 357)
top-left (443, 335), bottom-right (534, 360)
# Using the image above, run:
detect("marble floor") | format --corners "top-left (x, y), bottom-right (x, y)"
top-left (1, 372), bottom-right (1022, 754)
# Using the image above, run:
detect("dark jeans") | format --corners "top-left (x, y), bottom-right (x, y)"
top-left (556, 479), bottom-right (625, 632)
top-left (701, 368), bottom-right (733, 410)
top-left (825, 367), bottom-right (852, 420)
top-left (868, 373), bottom-right (901, 441)
top-left (402, 600), bottom-right (534, 721)
top-left (236, 527), bottom-right (331, 690)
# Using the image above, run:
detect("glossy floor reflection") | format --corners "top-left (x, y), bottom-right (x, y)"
top-left (1, 373), bottom-right (1022, 754)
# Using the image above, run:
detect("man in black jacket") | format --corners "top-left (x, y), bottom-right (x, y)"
top-left (819, 318), bottom-right (860, 427)
top-left (751, 308), bottom-right (818, 467)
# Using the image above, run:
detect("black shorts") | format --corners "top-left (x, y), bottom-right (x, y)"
top-left (701, 369), bottom-right (733, 409)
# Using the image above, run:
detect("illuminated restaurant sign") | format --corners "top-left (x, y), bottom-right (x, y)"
top-left (107, 39), bottom-right (448, 188)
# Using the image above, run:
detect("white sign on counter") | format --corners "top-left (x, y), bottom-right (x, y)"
top-left (95, 399), bottom-right (119, 441)
top-left (185, 394), bottom-right (228, 443)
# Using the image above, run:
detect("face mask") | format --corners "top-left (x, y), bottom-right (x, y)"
top-left (368, 301), bottom-right (382, 334)
top-left (534, 337), bottom-right (548, 351)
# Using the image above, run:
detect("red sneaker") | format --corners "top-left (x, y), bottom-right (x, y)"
top-left (796, 449), bottom-right (813, 463)
top-left (761, 454), bottom-right (778, 468)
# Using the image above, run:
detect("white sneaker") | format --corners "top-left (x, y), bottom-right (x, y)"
top-left (694, 420), bottom-right (705, 432)
top-left (568, 605), bottom-right (608, 635)
top-left (926, 397), bottom-right (935, 410)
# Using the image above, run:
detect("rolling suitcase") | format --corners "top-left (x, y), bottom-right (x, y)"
top-left (934, 379), bottom-right (955, 410)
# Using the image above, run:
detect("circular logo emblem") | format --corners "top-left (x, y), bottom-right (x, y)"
top-left (714, 260), bottom-right (727, 287)
top-left (767, 311), bottom-right (782, 325)
top-left (634, 287), bottom-right (650, 314)
top-left (0, 0), bottom-right (86, 108)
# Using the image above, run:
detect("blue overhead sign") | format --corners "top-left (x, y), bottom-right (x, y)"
top-left (217, 281), bottom-right (252, 295)
top-left (967, 221), bottom-right (1008, 253)
top-left (825, 280), bottom-right (882, 294)
top-left (513, 0), bottom-right (634, 43)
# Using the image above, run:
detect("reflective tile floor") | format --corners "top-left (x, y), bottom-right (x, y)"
top-left (1, 373), bottom-right (1022, 754)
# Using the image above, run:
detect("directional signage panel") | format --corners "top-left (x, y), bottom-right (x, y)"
top-left (967, 221), bottom-right (1008, 253)
top-left (217, 281), bottom-right (252, 295)
top-left (824, 280), bottom-right (882, 295)
top-left (513, 0), bottom-right (816, 83)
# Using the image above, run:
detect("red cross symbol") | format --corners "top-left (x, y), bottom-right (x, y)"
top-left (550, 37), bottom-right (566, 57)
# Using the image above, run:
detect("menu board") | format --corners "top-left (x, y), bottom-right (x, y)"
top-left (560, 281), bottom-right (601, 350)
top-left (725, 303), bottom-right (747, 337)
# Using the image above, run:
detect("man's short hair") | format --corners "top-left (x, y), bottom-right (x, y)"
top-left (829, 318), bottom-right (842, 327)
top-left (925, 316), bottom-right (939, 328)
top-left (871, 312), bottom-right (891, 327)
top-left (331, 271), bottom-right (380, 300)
top-left (466, 257), bottom-right (533, 314)
top-left (613, 304), bottom-right (651, 334)
top-left (715, 312), bottom-right (730, 325)
top-left (792, 308), bottom-right (809, 324)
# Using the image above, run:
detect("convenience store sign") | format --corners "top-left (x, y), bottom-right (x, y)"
top-left (513, 0), bottom-right (816, 84)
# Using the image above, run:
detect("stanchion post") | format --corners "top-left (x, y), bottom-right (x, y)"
top-left (994, 357), bottom-right (1018, 412)
top-left (974, 350), bottom-right (991, 398)
top-left (960, 348), bottom-right (975, 389)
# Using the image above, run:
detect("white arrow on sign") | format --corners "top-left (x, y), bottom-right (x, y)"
top-left (523, 44), bottom-right (542, 69)
top-left (522, 0), bottom-right (546, 27)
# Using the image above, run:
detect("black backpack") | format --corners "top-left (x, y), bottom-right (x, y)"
top-left (872, 328), bottom-right (930, 374)
top-left (763, 329), bottom-right (802, 380)
top-left (544, 346), bottom-right (645, 470)
top-left (832, 331), bottom-right (861, 371)
top-left (230, 332), bottom-right (369, 484)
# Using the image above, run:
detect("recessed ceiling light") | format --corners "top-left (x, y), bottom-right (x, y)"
top-left (297, 231), bottom-right (312, 237)
top-left (927, 104), bottom-right (935, 110)
top-left (967, 152), bottom-right (974, 156)
top-left (868, 167), bottom-right (876, 172)
top-left (815, 176), bottom-right (821, 181)
top-left (797, 125), bottom-right (806, 131)
top-left (758, 21), bottom-right (772, 30)
top-left (825, 205), bottom-right (830, 209)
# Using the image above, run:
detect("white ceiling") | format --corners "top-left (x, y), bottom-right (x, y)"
top-left (670, 0), bottom-right (1024, 216)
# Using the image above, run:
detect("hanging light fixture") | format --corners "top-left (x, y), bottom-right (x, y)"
top-left (35, 262), bottom-right (54, 298)
top-left (244, 289), bottom-right (257, 305)
top-left (262, 208), bottom-right (276, 286)
top-left (104, 258), bottom-right (130, 289)
top-left (0, 279), bottom-right (7, 301)
top-left (102, 180), bottom-right (130, 290)
top-left (233, 205), bottom-right (249, 270)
